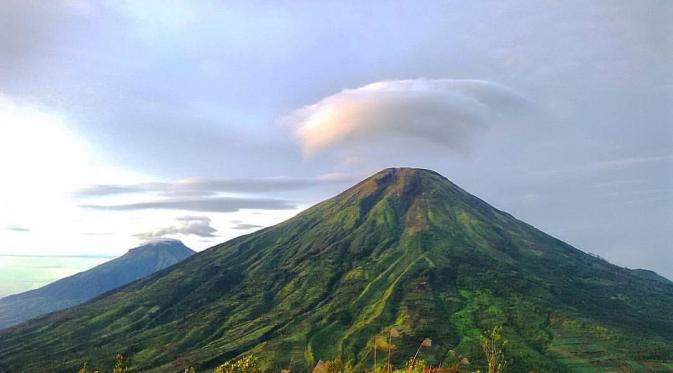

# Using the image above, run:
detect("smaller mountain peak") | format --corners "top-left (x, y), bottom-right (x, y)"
top-left (127, 239), bottom-right (194, 256)
top-left (143, 238), bottom-right (183, 246)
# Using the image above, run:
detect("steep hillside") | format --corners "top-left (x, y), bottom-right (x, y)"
top-left (0, 169), bottom-right (671, 373)
top-left (0, 239), bottom-right (194, 330)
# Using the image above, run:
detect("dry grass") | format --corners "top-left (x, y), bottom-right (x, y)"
top-left (76, 327), bottom-right (509, 373)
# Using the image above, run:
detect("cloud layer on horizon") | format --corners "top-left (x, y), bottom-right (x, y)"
top-left (289, 79), bottom-right (529, 156)
top-left (81, 196), bottom-right (295, 213)
top-left (76, 173), bottom-right (354, 198)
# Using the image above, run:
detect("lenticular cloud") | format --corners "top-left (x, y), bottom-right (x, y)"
top-left (288, 79), bottom-right (528, 156)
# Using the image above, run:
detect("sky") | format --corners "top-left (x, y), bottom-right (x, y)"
top-left (0, 0), bottom-right (671, 291)
top-left (0, 255), bottom-right (110, 298)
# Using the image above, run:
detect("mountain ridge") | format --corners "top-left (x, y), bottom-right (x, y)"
top-left (0, 168), bottom-right (671, 372)
top-left (0, 239), bottom-right (194, 330)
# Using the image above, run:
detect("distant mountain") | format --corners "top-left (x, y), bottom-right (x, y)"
top-left (0, 239), bottom-right (194, 330)
top-left (1, 169), bottom-right (672, 373)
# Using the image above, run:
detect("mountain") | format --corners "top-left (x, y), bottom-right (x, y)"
top-left (0, 239), bottom-right (194, 330)
top-left (1, 168), bottom-right (672, 373)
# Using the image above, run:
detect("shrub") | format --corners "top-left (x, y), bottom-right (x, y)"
top-left (213, 355), bottom-right (261, 373)
top-left (111, 354), bottom-right (129, 373)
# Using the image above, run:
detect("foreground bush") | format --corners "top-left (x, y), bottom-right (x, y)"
top-left (78, 327), bottom-right (510, 373)
top-left (77, 354), bottom-right (128, 373)
top-left (213, 355), bottom-right (261, 373)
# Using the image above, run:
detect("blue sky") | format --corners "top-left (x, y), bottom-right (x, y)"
top-left (0, 0), bottom-right (671, 285)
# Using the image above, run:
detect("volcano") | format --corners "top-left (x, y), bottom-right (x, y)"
top-left (1, 168), bottom-right (671, 372)
top-left (0, 239), bottom-right (194, 330)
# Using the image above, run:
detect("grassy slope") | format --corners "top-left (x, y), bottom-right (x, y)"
top-left (0, 168), bottom-right (672, 373)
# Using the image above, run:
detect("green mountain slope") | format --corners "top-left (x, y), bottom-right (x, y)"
top-left (0, 239), bottom-right (194, 330)
top-left (0, 168), bottom-right (672, 373)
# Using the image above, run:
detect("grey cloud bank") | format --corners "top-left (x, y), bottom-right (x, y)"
top-left (231, 222), bottom-right (264, 231)
top-left (76, 174), bottom-right (355, 198)
top-left (81, 197), bottom-right (295, 213)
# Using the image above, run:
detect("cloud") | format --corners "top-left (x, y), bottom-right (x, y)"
top-left (7, 226), bottom-right (30, 232)
top-left (83, 232), bottom-right (113, 236)
top-left (528, 154), bottom-right (673, 178)
top-left (134, 216), bottom-right (217, 240)
top-left (175, 215), bottom-right (211, 222)
top-left (287, 79), bottom-right (529, 156)
top-left (585, 155), bottom-right (673, 172)
top-left (76, 173), bottom-right (354, 198)
top-left (81, 196), bottom-right (295, 213)
top-left (229, 220), bottom-right (265, 231)
top-left (75, 185), bottom-right (145, 197)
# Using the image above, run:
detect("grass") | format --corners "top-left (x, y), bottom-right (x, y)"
top-left (76, 326), bottom-right (508, 373)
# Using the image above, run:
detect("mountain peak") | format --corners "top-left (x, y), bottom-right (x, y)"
top-left (126, 239), bottom-right (194, 256)
top-left (314, 167), bottom-right (482, 237)
top-left (375, 166), bottom-right (444, 177)
top-left (342, 167), bottom-right (457, 201)
top-left (365, 167), bottom-right (446, 186)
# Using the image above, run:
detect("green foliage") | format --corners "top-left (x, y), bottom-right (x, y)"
top-left (111, 354), bottom-right (129, 373)
top-left (76, 362), bottom-right (100, 373)
top-left (321, 358), bottom-right (355, 373)
top-left (213, 355), bottom-right (261, 373)
top-left (76, 354), bottom-right (128, 373)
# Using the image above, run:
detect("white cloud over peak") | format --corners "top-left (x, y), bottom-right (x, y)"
top-left (289, 79), bottom-right (529, 156)
top-left (134, 216), bottom-right (217, 241)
